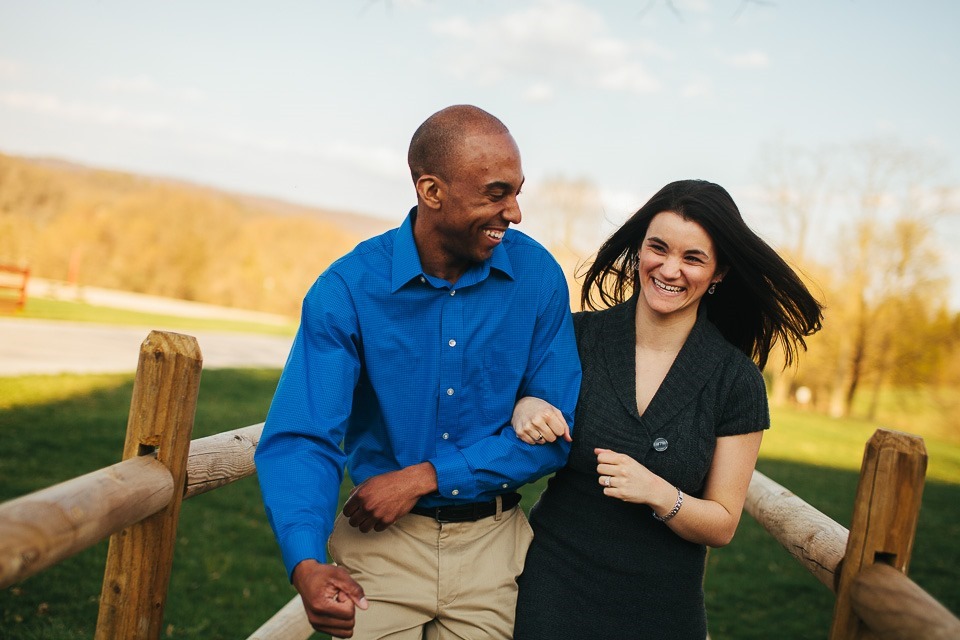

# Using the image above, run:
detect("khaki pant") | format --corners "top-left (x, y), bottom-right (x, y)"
top-left (328, 505), bottom-right (534, 639)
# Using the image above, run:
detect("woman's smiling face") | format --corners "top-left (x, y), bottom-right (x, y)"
top-left (636, 210), bottom-right (724, 320)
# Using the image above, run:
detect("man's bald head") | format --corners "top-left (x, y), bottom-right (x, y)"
top-left (407, 105), bottom-right (511, 183)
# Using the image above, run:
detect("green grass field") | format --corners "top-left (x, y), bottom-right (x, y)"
top-left (1, 370), bottom-right (957, 639)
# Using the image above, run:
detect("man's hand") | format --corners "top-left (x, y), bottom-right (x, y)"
top-left (292, 559), bottom-right (368, 637)
top-left (342, 462), bottom-right (438, 532)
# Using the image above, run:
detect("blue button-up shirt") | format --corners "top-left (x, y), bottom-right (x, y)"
top-left (255, 209), bottom-right (581, 576)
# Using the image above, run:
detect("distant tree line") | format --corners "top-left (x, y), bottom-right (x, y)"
top-left (0, 153), bottom-right (366, 317)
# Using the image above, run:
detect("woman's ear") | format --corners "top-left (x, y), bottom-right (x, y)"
top-left (415, 175), bottom-right (443, 210)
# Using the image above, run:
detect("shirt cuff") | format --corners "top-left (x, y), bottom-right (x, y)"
top-left (428, 450), bottom-right (479, 500)
top-left (281, 527), bottom-right (328, 580)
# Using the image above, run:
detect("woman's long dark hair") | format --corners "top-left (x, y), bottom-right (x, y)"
top-left (581, 179), bottom-right (823, 370)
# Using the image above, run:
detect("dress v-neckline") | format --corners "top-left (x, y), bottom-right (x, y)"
top-left (599, 295), bottom-right (723, 433)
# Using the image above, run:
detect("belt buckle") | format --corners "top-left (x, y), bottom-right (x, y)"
top-left (434, 507), bottom-right (452, 523)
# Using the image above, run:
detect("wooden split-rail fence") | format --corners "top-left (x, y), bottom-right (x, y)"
top-left (0, 330), bottom-right (958, 639)
top-left (0, 264), bottom-right (29, 314)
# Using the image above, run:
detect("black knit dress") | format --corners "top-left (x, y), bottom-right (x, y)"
top-left (514, 297), bottom-right (769, 640)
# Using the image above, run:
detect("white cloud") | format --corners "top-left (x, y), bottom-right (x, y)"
top-left (675, 0), bottom-right (712, 14)
top-left (0, 88), bottom-right (405, 182)
top-left (0, 91), bottom-right (181, 131)
top-left (430, 0), bottom-right (662, 96)
top-left (0, 57), bottom-right (22, 78)
top-left (324, 142), bottom-right (407, 179)
top-left (523, 82), bottom-right (555, 103)
top-left (212, 128), bottom-right (406, 180)
top-left (725, 50), bottom-right (770, 69)
top-left (100, 74), bottom-right (205, 103)
top-left (681, 79), bottom-right (714, 99)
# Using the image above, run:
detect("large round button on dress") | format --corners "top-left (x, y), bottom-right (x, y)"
top-left (653, 437), bottom-right (668, 452)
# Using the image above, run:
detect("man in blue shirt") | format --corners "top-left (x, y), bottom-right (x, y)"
top-left (255, 104), bottom-right (581, 638)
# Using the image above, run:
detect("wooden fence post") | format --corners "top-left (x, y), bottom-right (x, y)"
top-left (829, 428), bottom-right (927, 639)
top-left (94, 331), bottom-right (203, 640)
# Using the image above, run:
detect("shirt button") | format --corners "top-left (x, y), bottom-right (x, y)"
top-left (446, 388), bottom-right (455, 396)
top-left (452, 489), bottom-right (460, 496)
top-left (442, 433), bottom-right (449, 440)
top-left (450, 290), bottom-right (456, 296)
top-left (502, 483), bottom-right (509, 489)
top-left (420, 276), bottom-right (426, 283)
top-left (653, 437), bottom-right (668, 452)
top-left (448, 339), bottom-right (456, 347)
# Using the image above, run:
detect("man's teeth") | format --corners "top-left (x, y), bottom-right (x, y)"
top-left (654, 279), bottom-right (682, 292)
top-left (484, 229), bottom-right (504, 240)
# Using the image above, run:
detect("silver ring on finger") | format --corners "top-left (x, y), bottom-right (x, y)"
top-left (603, 475), bottom-right (611, 487)
top-left (535, 430), bottom-right (545, 442)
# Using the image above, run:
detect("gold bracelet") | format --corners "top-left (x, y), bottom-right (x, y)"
top-left (652, 486), bottom-right (683, 523)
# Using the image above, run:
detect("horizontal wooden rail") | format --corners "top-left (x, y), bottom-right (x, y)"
top-left (852, 563), bottom-right (960, 639)
top-left (0, 423), bottom-right (264, 592)
top-left (744, 469), bottom-right (848, 591)
top-left (184, 423), bottom-right (263, 499)
top-left (246, 594), bottom-right (312, 640)
top-left (0, 455), bottom-right (173, 588)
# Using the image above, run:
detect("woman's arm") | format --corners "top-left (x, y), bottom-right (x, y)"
top-left (596, 430), bottom-right (763, 547)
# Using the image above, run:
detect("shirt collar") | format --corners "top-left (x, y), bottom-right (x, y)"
top-left (391, 207), bottom-right (515, 293)
top-left (391, 208), bottom-right (426, 292)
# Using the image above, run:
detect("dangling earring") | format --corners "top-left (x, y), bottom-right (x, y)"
top-left (708, 282), bottom-right (717, 295)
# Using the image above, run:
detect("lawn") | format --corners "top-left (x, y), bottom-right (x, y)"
top-left (0, 371), bottom-right (957, 639)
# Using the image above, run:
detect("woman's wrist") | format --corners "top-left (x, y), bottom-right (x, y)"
top-left (651, 484), bottom-right (684, 523)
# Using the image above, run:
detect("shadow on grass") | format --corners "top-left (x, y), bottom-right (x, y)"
top-left (2, 375), bottom-right (957, 639)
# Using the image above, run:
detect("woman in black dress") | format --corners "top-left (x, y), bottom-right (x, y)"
top-left (512, 180), bottom-right (823, 639)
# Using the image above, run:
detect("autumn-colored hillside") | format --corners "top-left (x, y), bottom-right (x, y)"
top-left (0, 153), bottom-right (394, 316)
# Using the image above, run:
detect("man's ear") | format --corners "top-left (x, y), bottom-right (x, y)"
top-left (415, 175), bottom-right (443, 210)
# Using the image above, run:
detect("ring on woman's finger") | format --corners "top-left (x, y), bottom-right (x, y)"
top-left (603, 475), bottom-right (611, 487)
top-left (535, 430), bottom-right (545, 442)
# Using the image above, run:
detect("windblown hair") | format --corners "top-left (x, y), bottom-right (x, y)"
top-left (581, 179), bottom-right (823, 370)
top-left (407, 104), bottom-right (509, 183)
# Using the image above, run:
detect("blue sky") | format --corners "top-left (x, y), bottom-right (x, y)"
top-left (2, 1), bottom-right (958, 303)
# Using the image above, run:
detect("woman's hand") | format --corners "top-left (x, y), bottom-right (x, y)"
top-left (595, 448), bottom-right (671, 506)
top-left (595, 432), bottom-right (765, 547)
top-left (512, 396), bottom-right (571, 445)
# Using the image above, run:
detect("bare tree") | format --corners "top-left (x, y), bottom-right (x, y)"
top-left (758, 137), bottom-right (956, 418)
top-left (824, 138), bottom-right (952, 417)
top-left (757, 140), bottom-right (836, 406)
top-left (521, 176), bottom-right (608, 303)
top-left (758, 140), bottom-right (836, 264)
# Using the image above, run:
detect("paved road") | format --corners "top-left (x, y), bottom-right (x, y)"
top-left (0, 318), bottom-right (294, 376)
